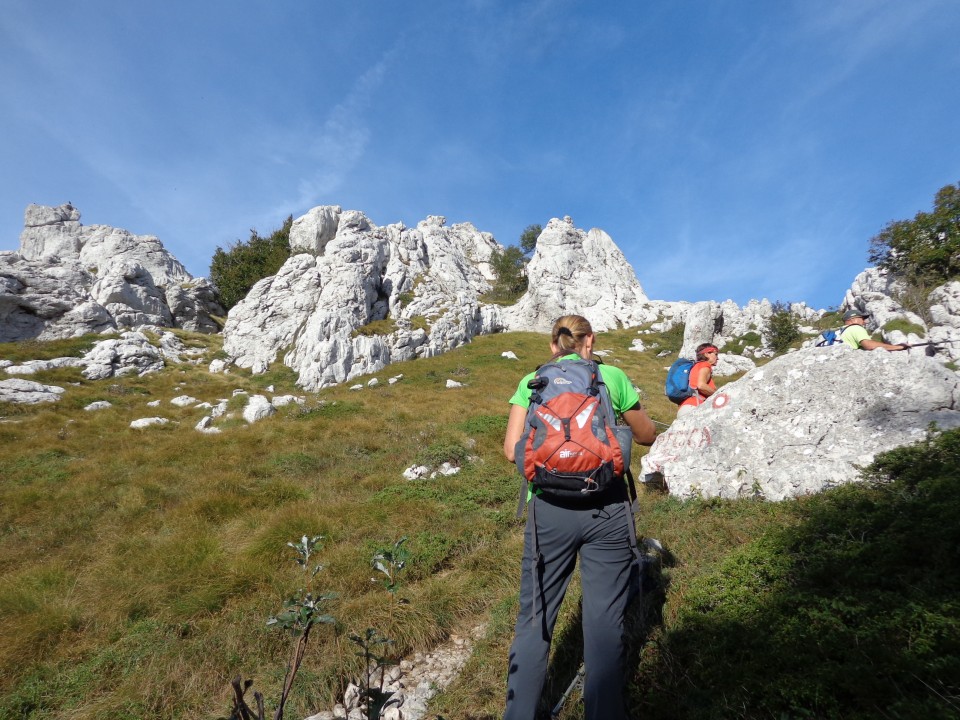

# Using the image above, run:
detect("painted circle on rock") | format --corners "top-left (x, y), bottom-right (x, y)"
top-left (712, 392), bottom-right (729, 409)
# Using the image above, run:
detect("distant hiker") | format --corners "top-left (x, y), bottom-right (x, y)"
top-left (501, 314), bottom-right (656, 720)
top-left (839, 309), bottom-right (910, 352)
top-left (676, 343), bottom-right (718, 416)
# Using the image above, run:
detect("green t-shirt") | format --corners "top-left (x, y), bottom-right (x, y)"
top-left (508, 355), bottom-right (641, 414)
top-left (841, 324), bottom-right (870, 349)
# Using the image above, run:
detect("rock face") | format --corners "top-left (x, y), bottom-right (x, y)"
top-left (1, 203), bottom-right (225, 341)
top-left (500, 217), bottom-right (659, 332)
top-left (641, 346), bottom-right (960, 500)
top-left (221, 208), bottom-right (504, 390)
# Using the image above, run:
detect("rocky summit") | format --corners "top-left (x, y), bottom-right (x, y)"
top-left (219, 208), bottom-right (664, 390)
top-left (1, 203), bottom-right (224, 342)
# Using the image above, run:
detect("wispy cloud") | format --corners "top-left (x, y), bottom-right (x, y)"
top-left (264, 48), bottom-right (398, 221)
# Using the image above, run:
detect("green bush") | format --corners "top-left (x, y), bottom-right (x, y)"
top-left (636, 427), bottom-right (960, 719)
top-left (519, 224), bottom-right (541, 255)
top-left (484, 246), bottom-right (528, 303)
top-left (209, 216), bottom-right (292, 310)
top-left (869, 182), bottom-right (960, 289)
top-left (765, 302), bottom-right (801, 353)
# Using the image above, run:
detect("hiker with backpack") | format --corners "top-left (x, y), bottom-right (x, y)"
top-left (673, 343), bottom-right (718, 416)
top-left (501, 314), bottom-right (656, 720)
top-left (835, 309), bottom-right (910, 351)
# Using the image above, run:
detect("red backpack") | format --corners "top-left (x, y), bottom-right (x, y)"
top-left (513, 358), bottom-right (632, 511)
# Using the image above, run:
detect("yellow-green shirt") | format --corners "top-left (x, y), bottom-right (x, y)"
top-left (841, 324), bottom-right (870, 349)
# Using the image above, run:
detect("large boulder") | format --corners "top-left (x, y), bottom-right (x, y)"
top-left (641, 346), bottom-right (960, 501)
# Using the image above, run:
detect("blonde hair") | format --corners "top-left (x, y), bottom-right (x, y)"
top-left (551, 315), bottom-right (593, 357)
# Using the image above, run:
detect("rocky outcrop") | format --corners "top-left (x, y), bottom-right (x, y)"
top-left (500, 217), bottom-right (659, 332)
top-left (641, 346), bottom-right (960, 500)
top-left (220, 210), bottom-right (684, 390)
top-left (20, 203), bottom-right (190, 286)
top-left (221, 208), bottom-right (504, 390)
top-left (0, 252), bottom-right (115, 342)
top-left (1, 204), bottom-right (224, 341)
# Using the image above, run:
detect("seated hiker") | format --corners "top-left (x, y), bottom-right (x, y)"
top-left (840, 309), bottom-right (909, 351)
top-left (677, 343), bottom-right (718, 416)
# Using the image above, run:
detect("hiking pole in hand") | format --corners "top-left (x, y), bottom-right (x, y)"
top-left (550, 663), bottom-right (585, 719)
top-left (899, 341), bottom-right (960, 357)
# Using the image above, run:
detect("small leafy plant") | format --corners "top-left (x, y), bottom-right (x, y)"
top-left (227, 535), bottom-right (336, 720)
top-left (372, 536), bottom-right (410, 597)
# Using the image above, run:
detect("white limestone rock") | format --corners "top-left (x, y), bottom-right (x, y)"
top-left (221, 207), bottom-right (504, 391)
top-left (289, 205), bottom-right (342, 254)
top-left (171, 395), bottom-right (199, 407)
top-left (84, 400), bottom-right (112, 411)
top-left (21, 203), bottom-right (191, 286)
top-left (243, 394), bottom-right (276, 424)
top-left (4, 357), bottom-right (86, 375)
top-left (130, 417), bottom-right (170, 429)
top-left (195, 416), bottom-right (221, 434)
top-left (0, 251), bottom-right (116, 341)
top-left (81, 331), bottom-right (165, 380)
top-left (403, 465), bottom-right (431, 480)
top-left (501, 216), bottom-right (658, 332)
top-left (679, 301), bottom-right (723, 359)
top-left (714, 353), bottom-right (756, 377)
top-left (431, 462), bottom-right (461, 477)
top-left (927, 281), bottom-right (960, 364)
top-left (641, 347), bottom-right (960, 500)
top-left (2, 204), bottom-right (223, 341)
top-left (90, 259), bottom-right (173, 328)
top-left (165, 277), bottom-right (226, 333)
top-left (0, 378), bottom-right (66, 403)
top-left (446, 379), bottom-right (463, 388)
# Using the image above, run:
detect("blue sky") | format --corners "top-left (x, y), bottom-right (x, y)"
top-left (2, 0), bottom-right (958, 309)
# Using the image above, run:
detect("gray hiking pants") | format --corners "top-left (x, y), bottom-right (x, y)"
top-left (503, 489), bottom-right (637, 720)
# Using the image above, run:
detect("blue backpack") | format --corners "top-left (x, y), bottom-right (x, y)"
top-left (665, 358), bottom-right (697, 405)
top-left (815, 326), bottom-right (847, 347)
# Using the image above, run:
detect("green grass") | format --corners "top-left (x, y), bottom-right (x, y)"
top-left (1, 327), bottom-right (955, 719)
top-left (882, 318), bottom-right (927, 336)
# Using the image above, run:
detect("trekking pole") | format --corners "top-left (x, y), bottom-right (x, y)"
top-left (899, 341), bottom-right (959, 357)
top-left (550, 663), bottom-right (585, 719)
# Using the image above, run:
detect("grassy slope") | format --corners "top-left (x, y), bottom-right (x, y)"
top-left (1, 328), bottom-right (957, 719)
